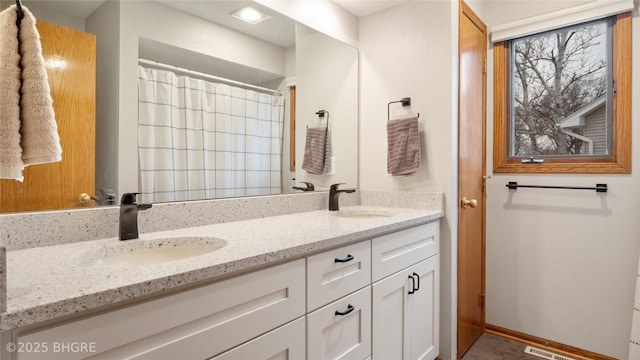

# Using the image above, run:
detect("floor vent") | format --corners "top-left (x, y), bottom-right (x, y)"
top-left (524, 345), bottom-right (576, 360)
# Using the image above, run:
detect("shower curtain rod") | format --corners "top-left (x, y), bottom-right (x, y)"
top-left (138, 59), bottom-right (282, 95)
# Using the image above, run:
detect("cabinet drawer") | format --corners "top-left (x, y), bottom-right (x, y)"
top-left (372, 222), bottom-right (439, 281)
top-left (307, 286), bottom-right (372, 360)
top-left (307, 240), bottom-right (371, 311)
top-left (17, 259), bottom-right (305, 360)
top-left (211, 317), bottom-right (305, 360)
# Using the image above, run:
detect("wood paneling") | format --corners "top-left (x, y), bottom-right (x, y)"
top-left (0, 20), bottom-right (96, 212)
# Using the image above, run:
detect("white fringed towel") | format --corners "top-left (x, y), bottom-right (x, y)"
top-left (0, 5), bottom-right (61, 181)
top-left (0, 6), bottom-right (23, 180)
top-left (387, 116), bottom-right (420, 176)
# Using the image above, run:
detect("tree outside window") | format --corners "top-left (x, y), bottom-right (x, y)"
top-left (493, 13), bottom-right (631, 174)
top-left (510, 19), bottom-right (610, 157)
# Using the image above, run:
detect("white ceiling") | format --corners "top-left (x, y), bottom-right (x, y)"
top-left (25, 0), bottom-right (410, 47)
top-left (157, 0), bottom-right (296, 47)
top-left (26, 0), bottom-right (411, 22)
top-left (25, 0), bottom-right (105, 18)
top-left (332, 0), bottom-right (411, 17)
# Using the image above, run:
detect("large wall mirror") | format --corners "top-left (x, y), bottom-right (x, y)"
top-left (0, 0), bottom-right (358, 213)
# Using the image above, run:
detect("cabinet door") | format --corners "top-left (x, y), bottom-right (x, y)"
top-left (307, 287), bottom-right (371, 360)
top-left (211, 317), bottom-right (305, 360)
top-left (372, 256), bottom-right (439, 360)
top-left (372, 264), bottom-right (410, 360)
top-left (407, 256), bottom-right (439, 360)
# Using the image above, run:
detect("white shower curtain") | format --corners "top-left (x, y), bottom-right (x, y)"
top-left (137, 64), bottom-right (284, 203)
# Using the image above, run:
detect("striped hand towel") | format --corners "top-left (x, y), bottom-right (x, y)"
top-left (302, 127), bottom-right (328, 175)
top-left (387, 116), bottom-right (420, 176)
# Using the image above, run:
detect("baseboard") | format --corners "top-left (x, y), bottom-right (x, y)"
top-left (485, 324), bottom-right (616, 360)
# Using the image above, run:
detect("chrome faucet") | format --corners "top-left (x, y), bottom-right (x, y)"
top-left (119, 193), bottom-right (152, 240)
top-left (329, 183), bottom-right (356, 211)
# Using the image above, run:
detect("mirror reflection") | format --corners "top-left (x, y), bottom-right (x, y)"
top-left (0, 0), bottom-right (358, 213)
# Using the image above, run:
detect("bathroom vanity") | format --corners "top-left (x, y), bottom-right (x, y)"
top-left (0, 192), bottom-right (443, 360)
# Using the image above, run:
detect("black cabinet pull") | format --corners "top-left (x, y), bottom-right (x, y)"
top-left (408, 272), bottom-right (420, 294)
top-left (335, 304), bottom-right (355, 316)
top-left (334, 254), bottom-right (354, 263)
top-left (408, 275), bottom-right (416, 295)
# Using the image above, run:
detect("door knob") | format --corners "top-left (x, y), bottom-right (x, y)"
top-left (461, 197), bottom-right (478, 209)
top-left (78, 193), bottom-right (94, 204)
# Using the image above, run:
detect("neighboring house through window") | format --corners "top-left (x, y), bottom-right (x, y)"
top-left (493, 12), bottom-right (631, 174)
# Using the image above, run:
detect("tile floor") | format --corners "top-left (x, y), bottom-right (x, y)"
top-left (460, 333), bottom-right (541, 360)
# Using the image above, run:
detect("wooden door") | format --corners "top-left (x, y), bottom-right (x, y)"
top-left (0, 20), bottom-right (95, 213)
top-left (457, 1), bottom-right (487, 358)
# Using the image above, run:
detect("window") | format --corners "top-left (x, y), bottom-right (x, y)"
top-left (493, 12), bottom-right (631, 173)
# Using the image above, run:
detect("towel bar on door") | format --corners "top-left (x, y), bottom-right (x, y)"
top-left (506, 181), bottom-right (608, 193)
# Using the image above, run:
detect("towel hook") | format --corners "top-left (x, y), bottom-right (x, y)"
top-left (315, 109), bottom-right (329, 129)
top-left (388, 97), bottom-right (419, 121)
top-left (15, 0), bottom-right (24, 27)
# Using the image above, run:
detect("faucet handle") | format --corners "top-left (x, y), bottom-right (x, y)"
top-left (121, 192), bottom-right (140, 205)
top-left (330, 183), bottom-right (346, 191)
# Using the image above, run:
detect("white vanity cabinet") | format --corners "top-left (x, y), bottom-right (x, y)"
top-left (7, 217), bottom-right (441, 360)
top-left (14, 259), bottom-right (306, 360)
top-left (371, 222), bottom-right (440, 360)
top-left (306, 240), bottom-right (372, 360)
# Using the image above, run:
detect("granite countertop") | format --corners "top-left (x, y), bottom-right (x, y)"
top-left (3, 205), bottom-right (443, 331)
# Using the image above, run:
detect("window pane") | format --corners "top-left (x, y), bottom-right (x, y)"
top-left (509, 19), bottom-right (611, 157)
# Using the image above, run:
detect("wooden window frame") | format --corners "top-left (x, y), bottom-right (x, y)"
top-left (493, 12), bottom-right (631, 174)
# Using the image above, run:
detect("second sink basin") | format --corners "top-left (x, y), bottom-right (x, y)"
top-left (87, 237), bottom-right (227, 267)
top-left (335, 208), bottom-right (396, 218)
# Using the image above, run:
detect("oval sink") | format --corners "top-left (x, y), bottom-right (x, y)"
top-left (335, 209), bottom-right (396, 218)
top-left (87, 237), bottom-right (227, 267)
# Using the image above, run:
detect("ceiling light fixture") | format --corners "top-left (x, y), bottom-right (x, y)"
top-left (231, 6), bottom-right (270, 24)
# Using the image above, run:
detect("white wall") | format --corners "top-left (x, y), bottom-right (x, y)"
top-left (359, 1), bottom-right (458, 358)
top-left (484, 1), bottom-right (640, 358)
top-left (86, 1), bottom-right (120, 197)
top-left (294, 24), bottom-right (359, 189)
